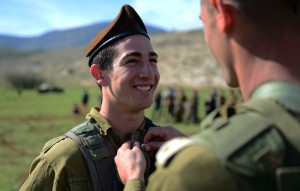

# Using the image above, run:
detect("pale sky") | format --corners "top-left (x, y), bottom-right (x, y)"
top-left (1, 0), bottom-right (202, 37)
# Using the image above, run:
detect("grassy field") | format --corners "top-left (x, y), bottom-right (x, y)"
top-left (0, 86), bottom-right (89, 190)
top-left (0, 85), bottom-right (213, 191)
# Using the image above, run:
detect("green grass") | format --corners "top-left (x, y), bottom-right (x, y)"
top-left (0, 85), bottom-right (240, 191)
top-left (0, 86), bottom-right (97, 191)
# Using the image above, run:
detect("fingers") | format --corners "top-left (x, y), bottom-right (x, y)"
top-left (142, 126), bottom-right (187, 157)
top-left (144, 126), bottom-right (187, 144)
top-left (120, 141), bottom-right (141, 150)
top-left (129, 141), bottom-right (141, 151)
top-left (144, 127), bottom-right (166, 143)
top-left (120, 141), bottom-right (131, 150)
top-left (115, 143), bottom-right (146, 184)
top-left (143, 141), bottom-right (163, 152)
top-left (133, 141), bottom-right (141, 148)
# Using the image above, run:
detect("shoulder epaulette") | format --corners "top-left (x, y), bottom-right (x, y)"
top-left (156, 137), bottom-right (194, 167)
top-left (41, 135), bottom-right (67, 154)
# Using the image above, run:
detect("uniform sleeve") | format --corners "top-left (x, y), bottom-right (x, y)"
top-left (19, 138), bottom-right (90, 191)
top-left (19, 154), bottom-right (64, 191)
top-left (146, 145), bottom-right (236, 191)
top-left (124, 179), bottom-right (145, 191)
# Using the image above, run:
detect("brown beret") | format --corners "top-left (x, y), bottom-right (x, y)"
top-left (86, 4), bottom-right (149, 66)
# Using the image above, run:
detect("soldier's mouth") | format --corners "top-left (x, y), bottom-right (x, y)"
top-left (135, 85), bottom-right (152, 91)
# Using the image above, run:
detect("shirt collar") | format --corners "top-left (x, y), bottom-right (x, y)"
top-left (86, 107), bottom-right (112, 135)
top-left (86, 107), bottom-right (147, 146)
top-left (251, 81), bottom-right (300, 113)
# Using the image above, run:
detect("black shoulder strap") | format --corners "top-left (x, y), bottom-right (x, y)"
top-left (65, 131), bottom-right (101, 191)
top-left (138, 117), bottom-right (157, 184)
top-left (65, 121), bottom-right (119, 191)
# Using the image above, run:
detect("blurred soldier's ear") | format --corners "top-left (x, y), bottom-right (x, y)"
top-left (90, 64), bottom-right (108, 86)
top-left (212, 0), bottom-right (234, 32)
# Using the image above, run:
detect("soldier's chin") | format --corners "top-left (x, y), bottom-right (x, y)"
top-left (144, 104), bottom-right (152, 109)
top-left (224, 73), bottom-right (239, 88)
top-left (141, 102), bottom-right (153, 110)
top-left (227, 83), bottom-right (239, 88)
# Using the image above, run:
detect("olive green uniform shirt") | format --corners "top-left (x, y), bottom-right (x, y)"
top-left (20, 107), bottom-right (152, 191)
top-left (124, 82), bottom-right (300, 191)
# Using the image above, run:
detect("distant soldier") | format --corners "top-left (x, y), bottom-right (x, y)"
top-left (72, 103), bottom-right (80, 115)
top-left (175, 89), bottom-right (187, 123)
top-left (165, 87), bottom-right (176, 122)
top-left (187, 89), bottom-right (200, 124)
top-left (204, 88), bottom-right (217, 115)
top-left (81, 89), bottom-right (89, 112)
top-left (151, 90), bottom-right (162, 122)
top-left (114, 0), bottom-right (300, 190)
top-left (219, 89), bottom-right (226, 107)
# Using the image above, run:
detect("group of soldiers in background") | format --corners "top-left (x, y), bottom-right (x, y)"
top-left (72, 86), bottom-right (242, 124)
top-left (151, 87), bottom-right (242, 124)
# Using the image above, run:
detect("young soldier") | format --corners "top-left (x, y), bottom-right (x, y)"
top-left (20, 4), bottom-right (160, 191)
top-left (115, 0), bottom-right (300, 190)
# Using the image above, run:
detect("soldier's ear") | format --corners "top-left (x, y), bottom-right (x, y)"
top-left (212, 0), bottom-right (234, 33)
top-left (90, 64), bottom-right (108, 86)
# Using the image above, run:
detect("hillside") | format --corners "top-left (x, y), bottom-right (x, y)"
top-left (0, 22), bottom-right (166, 51)
top-left (0, 30), bottom-right (226, 89)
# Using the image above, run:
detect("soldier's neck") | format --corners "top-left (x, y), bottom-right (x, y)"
top-left (100, 109), bottom-right (145, 141)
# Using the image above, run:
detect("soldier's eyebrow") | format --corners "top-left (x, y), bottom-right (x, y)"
top-left (149, 51), bottom-right (158, 58)
top-left (124, 52), bottom-right (142, 58)
top-left (124, 51), bottom-right (158, 58)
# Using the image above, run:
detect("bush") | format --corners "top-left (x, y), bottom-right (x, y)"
top-left (5, 72), bottom-right (45, 90)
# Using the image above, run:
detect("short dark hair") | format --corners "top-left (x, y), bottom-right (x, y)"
top-left (90, 39), bottom-right (123, 71)
top-left (232, 0), bottom-right (299, 25)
